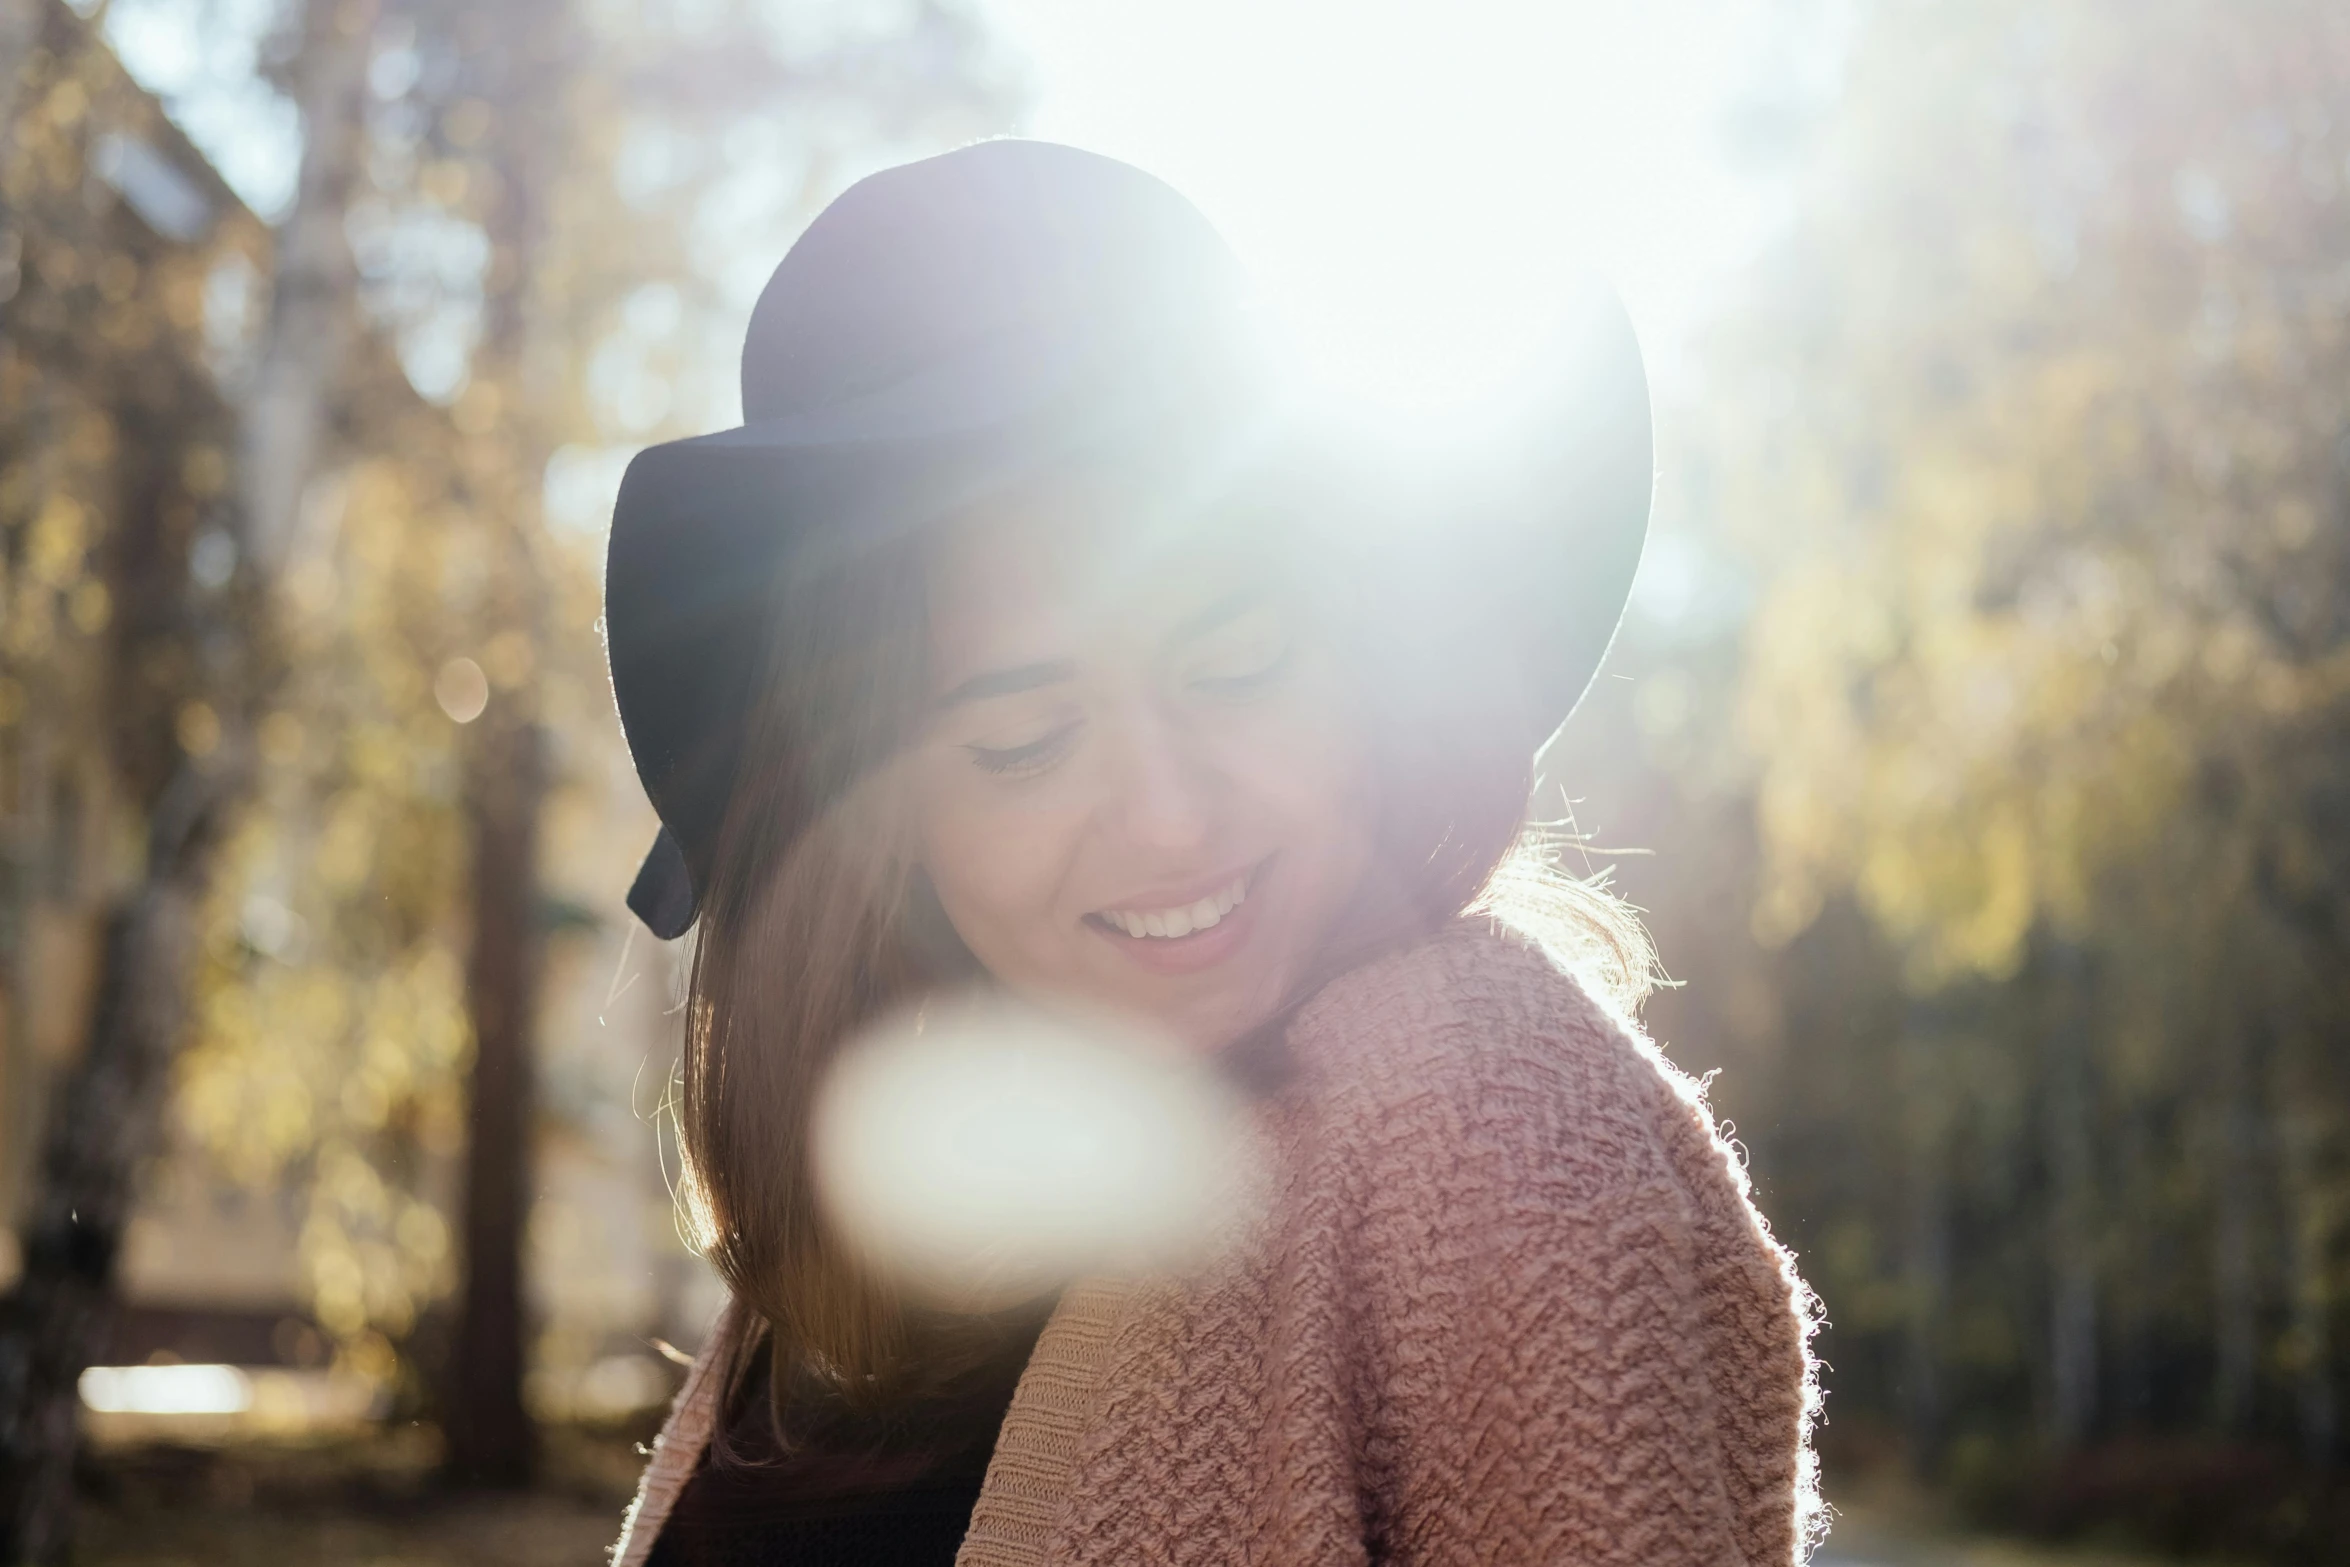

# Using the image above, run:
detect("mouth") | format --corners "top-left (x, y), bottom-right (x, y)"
top-left (1087, 867), bottom-right (1253, 941)
top-left (1083, 860), bottom-right (1270, 974)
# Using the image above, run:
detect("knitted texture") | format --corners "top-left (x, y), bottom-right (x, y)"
top-left (615, 920), bottom-right (1820, 1566)
top-left (615, 1296), bottom-right (742, 1567)
top-left (956, 1277), bottom-right (1137, 1566)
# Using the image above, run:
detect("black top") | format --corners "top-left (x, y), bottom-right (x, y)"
top-left (646, 1308), bottom-right (1049, 1567)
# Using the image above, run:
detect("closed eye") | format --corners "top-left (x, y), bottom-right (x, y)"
top-left (1187, 643), bottom-right (1292, 698)
top-left (965, 720), bottom-right (1083, 778)
top-left (1181, 611), bottom-right (1293, 699)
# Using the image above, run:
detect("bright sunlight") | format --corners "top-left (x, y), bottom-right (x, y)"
top-left (986, 0), bottom-right (1807, 405)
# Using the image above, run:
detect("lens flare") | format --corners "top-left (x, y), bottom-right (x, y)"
top-left (812, 990), bottom-right (1260, 1310)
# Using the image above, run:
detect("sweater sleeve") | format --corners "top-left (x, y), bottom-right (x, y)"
top-left (1318, 933), bottom-right (1816, 1567)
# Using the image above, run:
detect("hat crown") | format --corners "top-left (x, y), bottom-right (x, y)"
top-left (740, 140), bottom-right (1247, 425)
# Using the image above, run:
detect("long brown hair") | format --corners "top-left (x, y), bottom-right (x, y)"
top-left (676, 476), bottom-right (1656, 1444)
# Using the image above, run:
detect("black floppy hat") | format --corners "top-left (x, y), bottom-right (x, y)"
top-left (604, 138), bottom-right (1652, 940)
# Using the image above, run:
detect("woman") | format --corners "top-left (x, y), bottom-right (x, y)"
top-left (604, 140), bottom-right (1818, 1566)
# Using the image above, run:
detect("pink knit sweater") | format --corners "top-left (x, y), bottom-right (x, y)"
top-left (615, 920), bottom-right (1820, 1566)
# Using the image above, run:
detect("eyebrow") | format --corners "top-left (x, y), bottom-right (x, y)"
top-left (933, 659), bottom-right (1078, 711)
top-left (929, 589), bottom-right (1276, 712)
top-left (1166, 586), bottom-right (1272, 645)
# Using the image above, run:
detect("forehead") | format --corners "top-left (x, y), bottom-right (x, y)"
top-left (923, 482), bottom-right (1274, 675)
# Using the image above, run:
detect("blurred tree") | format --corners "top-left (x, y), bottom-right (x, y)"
top-left (243, 0), bottom-right (377, 572)
top-left (158, 0), bottom-right (1017, 1493)
top-left (354, 0), bottom-right (1014, 1487)
top-left (0, 7), bottom-right (278, 1557)
top-left (405, 0), bottom-right (576, 1486)
top-left (1541, 0), bottom-right (2350, 1545)
top-left (1699, 0), bottom-right (2350, 1507)
top-left (0, 0), bottom-right (1015, 1546)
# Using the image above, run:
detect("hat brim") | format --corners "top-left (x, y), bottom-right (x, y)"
top-left (606, 288), bottom-right (1650, 939)
top-left (607, 332), bottom-right (1283, 938)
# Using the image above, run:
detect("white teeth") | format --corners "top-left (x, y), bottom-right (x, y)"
top-left (1100, 873), bottom-right (1252, 939)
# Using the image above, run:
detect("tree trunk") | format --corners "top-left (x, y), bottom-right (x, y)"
top-left (446, 711), bottom-right (545, 1486)
top-left (2212, 1017), bottom-right (2261, 1434)
top-left (0, 762), bottom-right (242, 1563)
top-left (2277, 1070), bottom-right (2336, 1463)
top-left (243, 0), bottom-right (376, 574)
top-left (2109, 1107), bottom-right (2157, 1428)
top-left (224, 0), bottom-right (371, 1422)
top-left (1898, 1000), bottom-right (1951, 1476)
top-left (439, 0), bottom-right (568, 1485)
top-left (2043, 939), bottom-right (2098, 1451)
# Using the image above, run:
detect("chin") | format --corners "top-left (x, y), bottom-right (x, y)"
top-left (1155, 964), bottom-right (1302, 1055)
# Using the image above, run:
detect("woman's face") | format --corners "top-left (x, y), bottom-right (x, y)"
top-left (911, 493), bottom-right (1379, 1052)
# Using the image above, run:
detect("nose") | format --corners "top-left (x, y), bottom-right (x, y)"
top-left (1098, 699), bottom-right (1215, 854)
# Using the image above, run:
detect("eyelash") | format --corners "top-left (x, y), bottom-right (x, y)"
top-left (1186, 640), bottom-right (1292, 698)
top-left (958, 635), bottom-right (1289, 777)
top-left (965, 721), bottom-right (1082, 778)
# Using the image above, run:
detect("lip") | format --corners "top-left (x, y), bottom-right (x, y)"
top-left (1084, 857), bottom-right (1272, 978)
top-left (1093, 861), bottom-right (1263, 917)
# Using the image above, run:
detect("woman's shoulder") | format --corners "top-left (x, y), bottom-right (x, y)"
top-left (1268, 925), bottom-right (1819, 1567)
top-left (1286, 915), bottom-right (1642, 1103)
top-left (1274, 914), bottom-right (1800, 1328)
top-left (1276, 917), bottom-right (1702, 1196)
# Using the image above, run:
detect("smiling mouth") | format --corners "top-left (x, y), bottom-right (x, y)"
top-left (1087, 866), bottom-right (1257, 941)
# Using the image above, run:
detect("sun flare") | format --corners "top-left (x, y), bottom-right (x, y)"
top-left (987, 0), bottom-right (1786, 407)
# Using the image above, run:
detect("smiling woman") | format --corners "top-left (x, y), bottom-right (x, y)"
top-left (913, 480), bottom-right (1379, 1048)
top-left (602, 139), bottom-right (1817, 1567)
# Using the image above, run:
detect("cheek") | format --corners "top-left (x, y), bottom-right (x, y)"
top-left (1217, 671), bottom-right (1379, 870)
top-left (914, 768), bottom-right (1080, 962)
